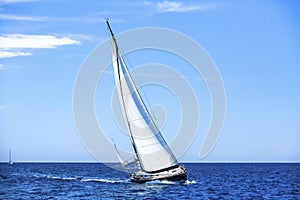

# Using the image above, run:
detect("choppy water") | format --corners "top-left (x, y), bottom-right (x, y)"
top-left (1, 163), bottom-right (299, 199)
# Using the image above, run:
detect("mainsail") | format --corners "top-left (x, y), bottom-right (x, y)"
top-left (107, 21), bottom-right (178, 172)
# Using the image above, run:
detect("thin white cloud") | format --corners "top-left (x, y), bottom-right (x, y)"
top-left (144, 0), bottom-right (214, 13)
top-left (0, 104), bottom-right (5, 110)
top-left (49, 16), bottom-right (124, 24)
top-left (0, 34), bottom-right (80, 58)
top-left (0, 51), bottom-right (31, 58)
top-left (0, 34), bottom-right (80, 49)
top-left (0, 14), bottom-right (48, 21)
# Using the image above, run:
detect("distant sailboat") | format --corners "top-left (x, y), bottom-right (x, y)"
top-left (9, 149), bottom-right (13, 165)
top-left (106, 20), bottom-right (187, 183)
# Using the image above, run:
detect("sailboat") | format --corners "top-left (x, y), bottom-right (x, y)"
top-left (9, 149), bottom-right (13, 165)
top-left (106, 20), bottom-right (187, 183)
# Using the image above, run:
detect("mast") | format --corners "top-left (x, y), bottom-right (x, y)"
top-left (106, 20), bottom-right (118, 55)
top-left (106, 20), bottom-right (114, 38)
top-left (106, 19), bottom-right (140, 163)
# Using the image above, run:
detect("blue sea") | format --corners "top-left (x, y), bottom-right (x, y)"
top-left (1, 163), bottom-right (299, 199)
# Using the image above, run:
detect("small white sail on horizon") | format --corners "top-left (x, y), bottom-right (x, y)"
top-left (9, 149), bottom-right (13, 165)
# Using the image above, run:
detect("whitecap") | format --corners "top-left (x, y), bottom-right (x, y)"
top-left (184, 180), bottom-right (197, 185)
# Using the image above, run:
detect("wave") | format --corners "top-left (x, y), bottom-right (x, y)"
top-left (184, 180), bottom-right (197, 185)
top-left (81, 178), bottom-right (130, 184)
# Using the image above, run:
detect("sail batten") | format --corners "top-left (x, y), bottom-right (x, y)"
top-left (108, 22), bottom-right (178, 172)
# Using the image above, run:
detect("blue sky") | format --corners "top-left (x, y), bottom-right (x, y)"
top-left (0, 0), bottom-right (299, 162)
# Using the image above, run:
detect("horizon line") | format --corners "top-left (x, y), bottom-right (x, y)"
top-left (1, 161), bottom-right (300, 164)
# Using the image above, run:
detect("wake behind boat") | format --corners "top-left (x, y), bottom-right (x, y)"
top-left (106, 20), bottom-right (187, 183)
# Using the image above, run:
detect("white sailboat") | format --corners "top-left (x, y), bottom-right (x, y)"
top-left (9, 149), bottom-right (13, 165)
top-left (106, 20), bottom-right (187, 183)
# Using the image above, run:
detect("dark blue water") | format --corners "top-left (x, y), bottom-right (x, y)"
top-left (1, 163), bottom-right (299, 199)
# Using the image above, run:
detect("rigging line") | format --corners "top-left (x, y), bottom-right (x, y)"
top-left (117, 50), bottom-right (168, 169)
top-left (117, 45), bottom-right (160, 124)
top-left (116, 48), bottom-right (139, 160)
top-left (117, 59), bottom-right (140, 163)
top-left (119, 54), bottom-right (178, 165)
top-left (117, 45), bottom-right (177, 161)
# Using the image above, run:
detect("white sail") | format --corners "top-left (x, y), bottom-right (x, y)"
top-left (9, 149), bottom-right (13, 165)
top-left (109, 26), bottom-right (178, 172)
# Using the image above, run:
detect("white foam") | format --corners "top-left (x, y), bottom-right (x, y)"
top-left (81, 178), bottom-right (129, 183)
top-left (146, 179), bottom-right (197, 185)
top-left (44, 175), bottom-right (79, 181)
top-left (146, 180), bottom-right (182, 185)
top-left (184, 180), bottom-right (197, 185)
top-left (62, 177), bottom-right (77, 181)
top-left (48, 176), bottom-right (61, 180)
